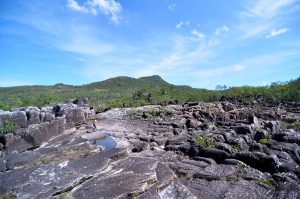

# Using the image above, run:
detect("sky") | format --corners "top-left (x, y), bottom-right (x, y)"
top-left (0, 0), bottom-right (300, 89)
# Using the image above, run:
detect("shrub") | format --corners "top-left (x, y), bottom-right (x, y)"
top-left (194, 135), bottom-right (214, 148)
top-left (259, 138), bottom-right (269, 145)
top-left (259, 178), bottom-right (274, 187)
top-left (0, 120), bottom-right (16, 135)
top-left (231, 144), bottom-right (242, 152)
top-left (216, 124), bottom-right (225, 129)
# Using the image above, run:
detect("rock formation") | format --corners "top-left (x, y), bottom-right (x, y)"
top-left (0, 100), bottom-right (300, 198)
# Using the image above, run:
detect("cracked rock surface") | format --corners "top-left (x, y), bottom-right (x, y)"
top-left (1, 101), bottom-right (300, 199)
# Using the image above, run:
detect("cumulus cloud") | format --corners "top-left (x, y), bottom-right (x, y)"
top-left (67, 0), bottom-right (122, 24)
top-left (191, 29), bottom-right (205, 40)
top-left (175, 20), bottom-right (190, 29)
top-left (67, 0), bottom-right (90, 13)
top-left (266, 28), bottom-right (289, 38)
top-left (214, 26), bottom-right (229, 36)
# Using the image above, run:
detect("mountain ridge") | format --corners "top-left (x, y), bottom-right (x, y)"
top-left (0, 75), bottom-right (299, 111)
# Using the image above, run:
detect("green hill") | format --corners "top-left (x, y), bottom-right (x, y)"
top-left (0, 75), bottom-right (299, 112)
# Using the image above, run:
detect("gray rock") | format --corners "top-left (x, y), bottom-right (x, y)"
top-left (0, 111), bottom-right (27, 128)
top-left (233, 124), bottom-right (255, 135)
top-left (214, 142), bottom-right (236, 154)
top-left (234, 152), bottom-right (279, 173)
top-left (254, 129), bottom-right (269, 141)
top-left (25, 108), bottom-right (40, 125)
top-left (6, 151), bottom-right (41, 170)
top-left (266, 121), bottom-right (280, 135)
top-left (4, 134), bottom-right (33, 153)
top-left (24, 120), bottom-right (63, 147)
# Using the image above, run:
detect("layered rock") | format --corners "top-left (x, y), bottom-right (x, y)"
top-left (0, 100), bottom-right (300, 199)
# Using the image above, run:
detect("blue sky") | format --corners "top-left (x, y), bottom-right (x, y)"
top-left (0, 0), bottom-right (299, 89)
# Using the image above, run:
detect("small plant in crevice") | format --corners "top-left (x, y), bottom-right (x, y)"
top-left (284, 121), bottom-right (300, 132)
top-left (231, 144), bottom-right (242, 152)
top-left (186, 173), bottom-right (193, 181)
top-left (194, 135), bottom-right (215, 148)
top-left (235, 162), bottom-right (245, 169)
top-left (0, 120), bottom-right (16, 135)
top-left (259, 138), bottom-right (270, 145)
top-left (216, 124), bottom-right (225, 129)
top-left (258, 178), bottom-right (274, 187)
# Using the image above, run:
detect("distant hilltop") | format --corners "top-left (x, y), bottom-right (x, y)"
top-left (0, 75), bottom-right (299, 111)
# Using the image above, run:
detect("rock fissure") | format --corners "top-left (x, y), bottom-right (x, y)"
top-left (1, 100), bottom-right (300, 198)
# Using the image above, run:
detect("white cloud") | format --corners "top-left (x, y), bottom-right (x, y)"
top-left (175, 20), bottom-right (190, 29)
top-left (214, 26), bottom-right (229, 36)
top-left (88, 0), bottom-right (122, 24)
top-left (134, 35), bottom-right (213, 78)
top-left (168, 4), bottom-right (176, 11)
top-left (191, 29), bottom-right (205, 40)
top-left (67, 0), bottom-right (122, 24)
top-left (266, 28), bottom-right (289, 38)
top-left (238, 0), bottom-right (297, 39)
top-left (194, 64), bottom-right (246, 78)
top-left (249, 0), bottom-right (296, 18)
top-left (67, 0), bottom-right (89, 13)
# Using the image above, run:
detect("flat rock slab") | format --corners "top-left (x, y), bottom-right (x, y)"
top-left (81, 131), bottom-right (106, 140)
top-left (0, 148), bottom-right (128, 199)
top-left (70, 157), bottom-right (194, 199)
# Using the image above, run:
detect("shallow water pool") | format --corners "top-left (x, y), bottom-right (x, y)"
top-left (88, 134), bottom-right (117, 151)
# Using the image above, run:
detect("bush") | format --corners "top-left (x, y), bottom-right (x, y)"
top-left (259, 138), bottom-right (269, 145)
top-left (194, 135), bottom-right (214, 148)
top-left (0, 120), bottom-right (16, 135)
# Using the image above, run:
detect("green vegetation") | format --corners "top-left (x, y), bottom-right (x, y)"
top-left (259, 178), bottom-right (274, 187)
top-left (216, 124), bottom-right (225, 129)
top-left (235, 162), bottom-right (245, 169)
top-left (0, 192), bottom-right (16, 199)
top-left (147, 108), bottom-right (172, 117)
top-left (0, 120), bottom-right (16, 135)
top-left (0, 75), bottom-right (299, 111)
top-left (231, 144), bottom-right (242, 152)
top-left (186, 173), bottom-right (193, 181)
top-left (194, 135), bottom-right (214, 148)
top-left (284, 121), bottom-right (300, 132)
top-left (259, 138), bottom-right (270, 145)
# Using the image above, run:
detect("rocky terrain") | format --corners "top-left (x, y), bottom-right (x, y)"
top-left (0, 99), bottom-right (300, 199)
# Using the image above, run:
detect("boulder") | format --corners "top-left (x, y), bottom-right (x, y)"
top-left (234, 152), bottom-right (279, 173)
top-left (233, 124), bottom-right (255, 135)
top-left (265, 121), bottom-right (280, 135)
top-left (24, 119), bottom-right (65, 147)
top-left (24, 107), bottom-right (40, 125)
top-left (0, 111), bottom-right (27, 128)
top-left (254, 129), bottom-right (269, 141)
top-left (4, 133), bottom-right (33, 153)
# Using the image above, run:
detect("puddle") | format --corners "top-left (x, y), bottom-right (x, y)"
top-left (88, 134), bottom-right (117, 151)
